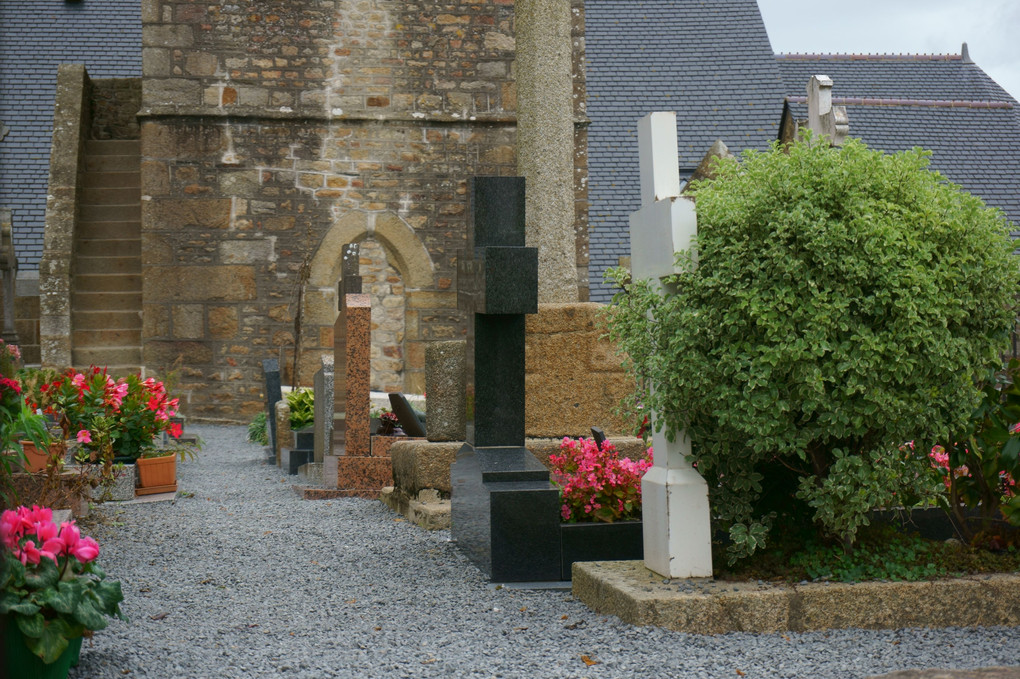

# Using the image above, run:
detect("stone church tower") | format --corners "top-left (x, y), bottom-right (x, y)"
top-left (41, 1), bottom-right (587, 421)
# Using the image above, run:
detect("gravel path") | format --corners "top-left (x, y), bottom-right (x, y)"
top-left (68, 425), bottom-right (1020, 679)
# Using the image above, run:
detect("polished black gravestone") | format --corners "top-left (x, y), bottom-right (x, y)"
top-left (388, 392), bottom-right (426, 438)
top-left (262, 358), bottom-right (282, 457)
top-left (284, 428), bottom-right (315, 474)
top-left (450, 176), bottom-right (561, 583)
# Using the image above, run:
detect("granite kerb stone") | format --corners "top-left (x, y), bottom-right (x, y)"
top-left (572, 560), bottom-right (1020, 634)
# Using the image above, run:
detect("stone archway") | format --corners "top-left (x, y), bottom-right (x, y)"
top-left (301, 210), bottom-right (434, 391)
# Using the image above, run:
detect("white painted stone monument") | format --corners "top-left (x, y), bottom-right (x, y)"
top-left (629, 111), bottom-right (713, 579)
top-left (806, 75), bottom-right (849, 146)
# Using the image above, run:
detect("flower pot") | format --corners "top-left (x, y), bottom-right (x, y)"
top-left (559, 520), bottom-right (644, 581)
top-left (1, 617), bottom-right (81, 679)
top-left (17, 440), bottom-right (62, 473)
top-left (135, 453), bottom-right (177, 495)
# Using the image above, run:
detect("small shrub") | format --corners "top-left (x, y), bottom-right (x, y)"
top-left (247, 411), bottom-right (269, 446)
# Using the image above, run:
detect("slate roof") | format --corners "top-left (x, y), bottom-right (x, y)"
top-left (777, 53), bottom-right (1020, 235)
top-left (0, 0), bottom-right (141, 270)
top-left (584, 0), bottom-right (787, 302)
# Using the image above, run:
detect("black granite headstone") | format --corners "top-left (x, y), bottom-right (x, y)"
top-left (262, 358), bottom-right (282, 456)
top-left (591, 427), bottom-right (607, 451)
top-left (339, 242), bottom-right (362, 302)
top-left (388, 392), bottom-right (426, 438)
top-left (451, 176), bottom-right (561, 583)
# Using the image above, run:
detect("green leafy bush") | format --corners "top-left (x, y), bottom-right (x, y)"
top-left (607, 137), bottom-right (1019, 562)
top-left (286, 388), bottom-right (314, 431)
top-left (247, 411), bottom-right (269, 446)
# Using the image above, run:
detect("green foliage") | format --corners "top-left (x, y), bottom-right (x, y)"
top-left (787, 526), bottom-right (945, 582)
top-left (607, 136), bottom-right (1019, 563)
top-left (939, 359), bottom-right (1020, 540)
top-left (247, 411), bottom-right (269, 446)
top-left (286, 388), bottom-right (314, 430)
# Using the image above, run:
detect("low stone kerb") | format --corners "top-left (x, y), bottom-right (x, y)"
top-left (572, 561), bottom-right (1020, 634)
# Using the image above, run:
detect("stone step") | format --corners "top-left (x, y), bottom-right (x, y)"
top-left (79, 204), bottom-right (140, 222)
top-left (75, 238), bottom-right (140, 258)
top-left (85, 140), bottom-right (140, 155)
top-left (71, 346), bottom-right (142, 370)
top-left (72, 328), bottom-right (141, 347)
top-left (82, 171), bottom-right (140, 189)
top-left (73, 273), bottom-right (142, 293)
top-left (81, 186), bottom-right (140, 205)
top-left (75, 256), bottom-right (141, 275)
top-left (84, 154), bottom-right (140, 173)
top-left (72, 310), bottom-right (142, 330)
top-left (76, 221), bottom-right (140, 240)
top-left (72, 291), bottom-right (143, 312)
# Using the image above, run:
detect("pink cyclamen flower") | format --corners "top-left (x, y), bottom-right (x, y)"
top-left (77, 429), bottom-right (92, 444)
top-left (71, 536), bottom-right (99, 563)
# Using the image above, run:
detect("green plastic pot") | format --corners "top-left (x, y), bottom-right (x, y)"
top-left (1, 618), bottom-right (82, 679)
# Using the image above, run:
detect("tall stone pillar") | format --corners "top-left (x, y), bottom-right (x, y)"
top-left (515, 0), bottom-right (578, 303)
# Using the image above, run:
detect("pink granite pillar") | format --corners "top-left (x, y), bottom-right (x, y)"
top-left (342, 294), bottom-right (371, 457)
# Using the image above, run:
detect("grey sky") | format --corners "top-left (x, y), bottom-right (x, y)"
top-left (757, 0), bottom-right (1020, 100)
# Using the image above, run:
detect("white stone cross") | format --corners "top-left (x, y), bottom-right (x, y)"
top-left (628, 112), bottom-right (713, 579)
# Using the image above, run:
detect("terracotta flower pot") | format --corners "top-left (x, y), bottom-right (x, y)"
top-left (17, 440), bottom-right (62, 473)
top-left (135, 453), bottom-right (177, 495)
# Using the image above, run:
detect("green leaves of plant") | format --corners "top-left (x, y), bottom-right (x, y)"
top-left (23, 556), bottom-right (58, 590)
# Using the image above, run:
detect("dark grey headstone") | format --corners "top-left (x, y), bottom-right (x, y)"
top-left (591, 427), bottom-right (607, 451)
top-left (262, 358), bottom-right (282, 455)
top-left (388, 392), bottom-right (426, 438)
top-left (450, 176), bottom-right (560, 583)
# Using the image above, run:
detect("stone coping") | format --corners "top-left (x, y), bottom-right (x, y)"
top-left (572, 560), bottom-right (1020, 634)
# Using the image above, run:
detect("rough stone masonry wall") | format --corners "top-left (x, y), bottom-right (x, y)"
top-left (139, 0), bottom-right (586, 421)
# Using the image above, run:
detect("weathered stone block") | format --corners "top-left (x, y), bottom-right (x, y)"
top-left (389, 440), bottom-right (461, 495)
top-left (142, 24), bottom-right (194, 48)
top-left (172, 304), bottom-right (204, 339)
top-left (143, 78), bottom-right (201, 108)
top-left (144, 198), bottom-right (231, 230)
top-left (207, 306), bottom-right (238, 339)
top-left (219, 239), bottom-right (274, 264)
top-left (424, 340), bottom-right (466, 442)
top-left (144, 340), bottom-right (213, 366)
top-left (144, 266), bottom-right (256, 302)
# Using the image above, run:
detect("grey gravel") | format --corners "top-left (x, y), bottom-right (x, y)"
top-left (69, 425), bottom-right (1020, 679)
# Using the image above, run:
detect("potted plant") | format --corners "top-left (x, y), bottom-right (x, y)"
top-left (1, 346), bottom-right (52, 504)
top-left (136, 444), bottom-right (196, 495)
top-left (0, 505), bottom-right (125, 677)
top-left (44, 367), bottom-right (182, 469)
top-left (550, 436), bottom-right (653, 580)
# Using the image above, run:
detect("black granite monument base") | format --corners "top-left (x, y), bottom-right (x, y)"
top-left (451, 444), bottom-right (561, 582)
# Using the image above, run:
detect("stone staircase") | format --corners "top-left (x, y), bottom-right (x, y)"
top-left (71, 139), bottom-right (142, 373)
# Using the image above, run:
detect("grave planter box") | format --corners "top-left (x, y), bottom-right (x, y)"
top-left (560, 520), bottom-right (643, 581)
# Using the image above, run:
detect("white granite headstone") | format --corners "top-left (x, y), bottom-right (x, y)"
top-left (629, 112), bottom-right (713, 579)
